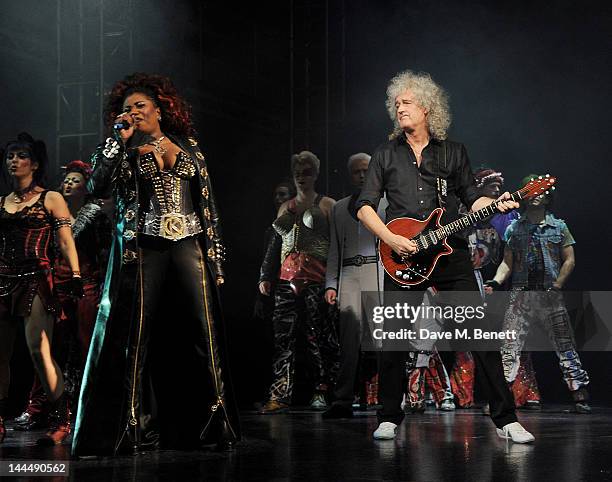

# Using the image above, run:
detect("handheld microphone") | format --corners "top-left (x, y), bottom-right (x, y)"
top-left (113, 121), bottom-right (131, 131)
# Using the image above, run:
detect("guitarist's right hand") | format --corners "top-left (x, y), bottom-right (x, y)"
top-left (385, 234), bottom-right (418, 257)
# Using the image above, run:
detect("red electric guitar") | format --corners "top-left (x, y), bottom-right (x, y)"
top-left (380, 175), bottom-right (556, 286)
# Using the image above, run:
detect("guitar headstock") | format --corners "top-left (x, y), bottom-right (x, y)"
top-left (519, 174), bottom-right (556, 200)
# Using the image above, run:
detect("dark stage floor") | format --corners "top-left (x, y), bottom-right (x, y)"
top-left (1, 405), bottom-right (612, 481)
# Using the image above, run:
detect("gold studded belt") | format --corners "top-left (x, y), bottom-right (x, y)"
top-left (142, 211), bottom-right (203, 241)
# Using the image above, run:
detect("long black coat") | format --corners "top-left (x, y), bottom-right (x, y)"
top-left (72, 134), bottom-right (240, 456)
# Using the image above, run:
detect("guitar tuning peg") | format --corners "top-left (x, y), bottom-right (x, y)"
top-left (538, 176), bottom-right (543, 179)
top-left (551, 186), bottom-right (556, 190)
top-left (395, 270), bottom-right (402, 276)
top-left (545, 191), bottom-right (549, 194)
top-left (545, 174), bottom-right (550, 177)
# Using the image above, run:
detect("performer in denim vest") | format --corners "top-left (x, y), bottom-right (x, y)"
top-left (486, 174), bottom-right (590, 413)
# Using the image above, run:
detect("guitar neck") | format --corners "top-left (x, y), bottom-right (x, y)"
top-left (432, 189), bottom-right (524, 241)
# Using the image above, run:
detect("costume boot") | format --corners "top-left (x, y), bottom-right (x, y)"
top-left (215, 418), bottom-right (237, 451)
top-left (366, 373), bottom-right (379, 408)
top-left (14, 377), bottom-right (48, 431)
top-left (572, 387), bottom-right (592, 414)
top-left (201, 401), bottom-right (238, 451)
top-left (36, 392), bottom-right (71, 446)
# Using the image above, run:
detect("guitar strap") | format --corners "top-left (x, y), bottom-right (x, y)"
top-left (436, 140), bottom-right (448, 209)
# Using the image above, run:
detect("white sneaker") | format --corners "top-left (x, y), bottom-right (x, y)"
top-left (438, 399), bottom-right (456, 411)
top-left (373, 422), bottom-right (397, 440)
top-left (496, 422), bottom-right (535, 444)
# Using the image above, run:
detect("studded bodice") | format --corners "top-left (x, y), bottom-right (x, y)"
top-left (137, 151), bottom-right (203, 241)
top-left (273, 196), bottom-right (329, 263)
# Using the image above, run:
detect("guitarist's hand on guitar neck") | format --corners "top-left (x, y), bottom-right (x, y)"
top-left (494, 191), bottom-right (520, 212)
top-left (471, 191), bottom-right (519, 213)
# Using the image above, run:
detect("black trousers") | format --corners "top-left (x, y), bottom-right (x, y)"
top-left (120, 236), bottom-right (236, 449)
top-left (377, 248), bottom-right (517, 429)
top-left (268, 281), bottom-right (339, 403)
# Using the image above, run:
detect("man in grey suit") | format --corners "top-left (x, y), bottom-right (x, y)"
top-left (323, 153), bottom-right (385, 418)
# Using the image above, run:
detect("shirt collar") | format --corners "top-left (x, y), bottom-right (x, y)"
top-left (543, 213), bottom-right (557, 226)
top-left (396, 133), bottom-right (442, 147)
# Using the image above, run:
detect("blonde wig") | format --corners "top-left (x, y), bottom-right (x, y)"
top-left (291, 150), bottom-right (321, 175)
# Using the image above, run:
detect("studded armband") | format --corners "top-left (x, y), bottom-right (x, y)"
top-left (207, 241), bottom-right (226, 263)
top-left (53, 217), bottom-right (73, 231)
top-left (102, 137), bottom-right (122, 159)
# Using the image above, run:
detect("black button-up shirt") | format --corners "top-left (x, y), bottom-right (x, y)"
top-left (356, 135), bottom-right (480, 241)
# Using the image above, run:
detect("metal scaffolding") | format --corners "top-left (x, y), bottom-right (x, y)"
top-left (56, 0), bottom-right (133, 169)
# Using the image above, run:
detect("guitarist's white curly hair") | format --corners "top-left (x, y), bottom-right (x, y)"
top-left (386, 70), bottom-right (451, 140)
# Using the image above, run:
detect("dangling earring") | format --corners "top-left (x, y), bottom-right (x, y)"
top-left (158, 115), bottom-right (162, 122)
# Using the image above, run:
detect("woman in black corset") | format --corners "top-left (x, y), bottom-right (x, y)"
top-left (72, 73), bottom-right (239, 457)
top-left (0, 132), bottom-right (82, 446)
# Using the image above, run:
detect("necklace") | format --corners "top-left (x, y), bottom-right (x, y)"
top-left (13, 182), bottom-right (37, 204)
top-left (150, 136), bottom-right (167, 155)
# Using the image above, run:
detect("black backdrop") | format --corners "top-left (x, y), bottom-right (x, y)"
top-left (2, 0), bottom-right (611, 411)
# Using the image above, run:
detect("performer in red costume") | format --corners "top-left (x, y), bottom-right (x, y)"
top-left (13, 160), bottom-right (111, 432)
top-left (0, 133), bottom-right (82, 446)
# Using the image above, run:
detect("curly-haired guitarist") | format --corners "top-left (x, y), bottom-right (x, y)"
top-left (356, 69), bottom-right (534, 443)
